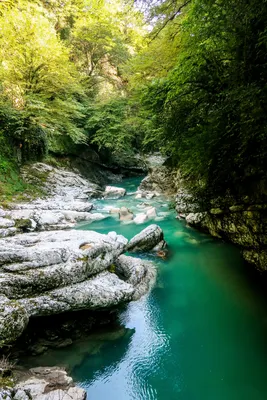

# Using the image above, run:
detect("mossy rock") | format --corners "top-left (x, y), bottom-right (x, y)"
top-left (108, 264), bottom-right (116, 273)
top-left (15, 218), bottom-right (32, 232)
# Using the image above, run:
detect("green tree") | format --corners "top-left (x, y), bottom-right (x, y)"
top-left (0, 0), bottom-right (86, 155)
top-left (134, 0), bottom-right (267, 200)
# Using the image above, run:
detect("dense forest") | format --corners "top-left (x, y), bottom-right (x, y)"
top-left (0, 0), bottom-right (267, 202)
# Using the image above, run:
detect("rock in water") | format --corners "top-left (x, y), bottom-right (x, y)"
top-left (103, 186), bottom-right (126, 199)
top-left (12, 367), bottom-right (86, 400)
top-left (146, 206), bottom-right (157, 219)
top-left (127, 224), bottom-right (164, 252)
top-left (0, 230), bottom-right (128, 299)
top-left (119, 207), bottom-right (134, 221)
top-left (115, 255), bottom-right (156, 300)
top-left (0, 229), bottom-right (157, 346)
top-left (133, 213), bottom-right (148, 224)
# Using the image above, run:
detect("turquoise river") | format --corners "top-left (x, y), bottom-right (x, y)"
top-left (27, 177), bottom-right (267, 400)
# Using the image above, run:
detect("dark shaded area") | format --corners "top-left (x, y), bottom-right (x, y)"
top-left (10, 307), bottom-right (127, 360)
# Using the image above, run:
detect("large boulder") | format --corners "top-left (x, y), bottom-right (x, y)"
top-left (0, 229), bottom-right (157, 346)
top-left (115, 255), bottom-right (156, 300)
top-left (20, 271), bottom-right (135, 318)
top-left (0, 230), bottom-right (128, 299)
top-left (0, 296), bottom-right (29, 346)
top-left (127, 224), bottom-right (164, 252)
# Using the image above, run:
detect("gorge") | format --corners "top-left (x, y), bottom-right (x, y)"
top-left (1, 0), bottom-right (267, 399)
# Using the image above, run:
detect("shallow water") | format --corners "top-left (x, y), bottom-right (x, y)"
top-left (31, 177), bottom-right (267, 399)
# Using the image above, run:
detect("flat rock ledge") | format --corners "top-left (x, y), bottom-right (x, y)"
top-left (0, 226), bottom-right (163, 346)
top-left (0, 367), bottom-right (86, 400)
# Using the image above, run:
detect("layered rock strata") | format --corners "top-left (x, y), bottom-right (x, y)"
top-left (0, 226), bottom-right (163, 346)
top-left (140, 165), bottom-right (267, 271)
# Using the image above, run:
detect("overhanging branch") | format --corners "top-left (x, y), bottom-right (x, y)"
top-left (150, 0), bottom-right (192, 40)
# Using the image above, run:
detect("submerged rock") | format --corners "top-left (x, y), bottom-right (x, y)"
top-left (135, 191), bottom-right (157, 200)
top-left (119, 207), bottom-right (134, 221)
top-left (127, 224), bottom-right (164, 252)
top-left (133, 213), bottom-right (148, 224)
top-left (109, 208), bottom-right (120, 214)
top-left (146, 206), bottom-right (157, 219)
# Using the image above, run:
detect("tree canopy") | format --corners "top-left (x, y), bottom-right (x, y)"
top-left (1, 0), bottom-right (267, 201)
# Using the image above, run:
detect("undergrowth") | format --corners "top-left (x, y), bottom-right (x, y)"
top-left (0, 138), bottom-right (45, 205)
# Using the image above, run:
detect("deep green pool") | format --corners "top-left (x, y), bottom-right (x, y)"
top-left (33, 177), bottom-right (267, 399)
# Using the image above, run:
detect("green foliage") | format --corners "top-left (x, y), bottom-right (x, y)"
top-left (0, 1), bottom-right (86, 146)
top-left (134, 0), bottom-right (267, 199)
top-left (85, 97), bottom-right (148, 153)
top-left (0, 0), bottom-right (146, 167)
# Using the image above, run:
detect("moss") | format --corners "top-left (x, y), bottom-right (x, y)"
top-left (77, 256), bottom-right (89, 262)
top-left (14, 218), bottom-right (31, 231)
top-left (108, 264), bottom-right (116, 273)
top-left (0, 376), bottom-right (14, 388)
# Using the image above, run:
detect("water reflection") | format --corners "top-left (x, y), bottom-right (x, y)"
top-left (73, 295), bottom-right (171, 400)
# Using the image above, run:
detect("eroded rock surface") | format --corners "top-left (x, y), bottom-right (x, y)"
top-left (115, 255), bottom-right (156, 300)
top-left (119, 207), bottom-right (134, 221)
top-left (103, 186), bottom-right (126, 199)
top-left (142, 162), bottom-right (267, 272)
top-left (0, 163), bottom-right (107, 236)
top-left (0, 367), bottom-right (86, 400)
top-left (127, 224), bottom-right (163, 252)
top-left (0, 226), bottom-right (160, 346)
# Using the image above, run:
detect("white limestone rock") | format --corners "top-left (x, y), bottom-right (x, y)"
top-left (15, 367), bottom-right (86, 400)
top-left (20, 271), bottom-right (135, 317)
top-left (103, 186), bottom-right (126, 199)
top-left (0, 227), bottom-right (17, 238)
top-left (0, 218), bottom-right (15, 228)
top-left (185, 212), bottom-right (207, 226)
top-left (0, 230), bottom-right (128, 299)
top-left (0, 228), bottom-right (158, 345)
top-left (127, 224), bottom-right (164, 252)
top-left (115, 255), bottom-right (156, 300)
top-left (119, 207), bottom-right (134, 221)
top-left (133, 213), bottom-right (148, 224)
top-left (0, 295), bottom-right (29, 346)
top-left (146, 206), bottom-right (157, 219)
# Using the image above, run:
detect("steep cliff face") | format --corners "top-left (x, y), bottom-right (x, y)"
top-left (140, 165), bottom-right (267, 272)
top-left (177, 198), bottom-right (267, 272)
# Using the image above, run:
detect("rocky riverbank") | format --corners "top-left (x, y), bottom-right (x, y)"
top-left (140, 164), bottom-right (267, 272)
top-left (1, 366), bottom-right (86, 400)
top-left (0, 162), bottom-right (166, 346)
top-left (0, 159), bottom-right (165, 396)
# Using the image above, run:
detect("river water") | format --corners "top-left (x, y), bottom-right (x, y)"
top-left (30, 177), bottom-right (267, 399)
